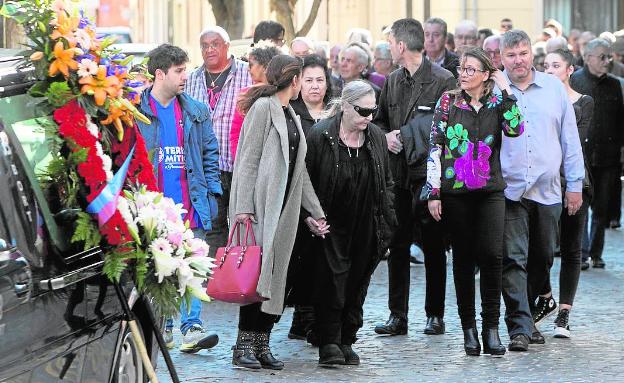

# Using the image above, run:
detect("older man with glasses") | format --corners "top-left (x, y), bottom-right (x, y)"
top-left (483, 35), bottom-right (502, 69)
top-left (571, 38), bottom-right (624, 270)
top-left (454, 20), bottom-right (479, 55)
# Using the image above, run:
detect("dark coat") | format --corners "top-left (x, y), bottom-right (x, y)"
top-left (290, 97), bottom-right (319, 137)
top-left (400, 110), bottom-right (434, 181)
top-left (570, 67), bottom-right (624, 168)
top-left (305, 113), bottom-right (398, 255)
top-left (441, 49), bottom-right (460, 78)
top-left (373, 58), bottom-right (456, 188)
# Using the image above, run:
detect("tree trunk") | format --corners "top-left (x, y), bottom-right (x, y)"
top-left (271, 0), bottom-right (323, 42)
top-left (208, 0), bottom-right (245, 39)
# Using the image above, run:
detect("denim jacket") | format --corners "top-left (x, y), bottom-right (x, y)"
top-left (136, 88), bottom-right (222, 230)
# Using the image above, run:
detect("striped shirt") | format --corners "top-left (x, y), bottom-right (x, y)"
top-left (186, 56), bottom-right (252, 172)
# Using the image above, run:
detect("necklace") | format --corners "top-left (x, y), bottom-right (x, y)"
top-left (340, 126), bottom-right (362, 158)
top-left (207, 69), bottom-right (225, 88)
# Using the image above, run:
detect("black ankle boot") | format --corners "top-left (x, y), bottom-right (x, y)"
top-left (253, 332), bottom-right (284, 370)
top-left (463, 328), bottom-right (481, 356)
top-left (482, 327), bottom-right (506, 356)
top-left (232, 330), bottom-right (261, 369)
top-left (288, 305), bottom-right (315, 340)
top-left (319, 344), bottom-right (345, 366)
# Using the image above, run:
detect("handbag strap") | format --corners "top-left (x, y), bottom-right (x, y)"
top-left (243, 220), bottom-right (257, 247)
top-left (225, 221), bottom-right (242, 249)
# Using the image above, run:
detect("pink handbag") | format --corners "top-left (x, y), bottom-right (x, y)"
top-left (206, 220), bottom-right (267, 304)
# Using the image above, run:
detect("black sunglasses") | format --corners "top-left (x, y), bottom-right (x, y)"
top-left (351, 104), bottom-right (378, 117)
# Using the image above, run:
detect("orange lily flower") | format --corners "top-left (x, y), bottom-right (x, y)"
top-left (49, 41), bottom-right (79, 77)
top-left (50, 10), bottom-right (79, 46)
top-left (79, 65), bottom-right (122, 106)
top-left (101, 101), bottom-right (135, 141)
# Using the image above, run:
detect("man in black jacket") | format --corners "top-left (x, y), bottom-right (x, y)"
top-left (424, 17), bottom-right (460, 78)
top-left (372, 18), bottom-right (456, 336)
top-left (570, 38), bottom-right (624, 269)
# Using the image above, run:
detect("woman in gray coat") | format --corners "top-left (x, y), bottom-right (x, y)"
top-left (229, 55), bottom-right (328, 370)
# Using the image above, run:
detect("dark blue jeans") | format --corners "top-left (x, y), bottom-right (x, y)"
top-left (586, 166), bottom-right (620, 260)
top-left (502, 198), bottom-right (561, 337)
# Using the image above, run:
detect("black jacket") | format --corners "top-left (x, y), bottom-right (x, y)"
top-left (400, 110), bottom-right (434, 181)
top-left (305, 113), bottom-right (397, 255)
top-left (570, 67), bottom-right (624, 168)
top-left (373, 58), bottom-right (456, 188)
top-left (290, 97), bottom-right (318, 137)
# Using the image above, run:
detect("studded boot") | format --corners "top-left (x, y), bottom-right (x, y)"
top-left (253, 331), bottom-right (284, 370)
top-left (232, 330), bottom-right (261, 369)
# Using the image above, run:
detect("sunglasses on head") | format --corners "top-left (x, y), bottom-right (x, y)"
top-left (351, 104), bottom-right (378, 117)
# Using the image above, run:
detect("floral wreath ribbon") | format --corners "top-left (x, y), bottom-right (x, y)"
top-left (86, 144), bottom-right (136, 226)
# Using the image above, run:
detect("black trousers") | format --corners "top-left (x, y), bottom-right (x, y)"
top-left (443, 192), bottom-right (504, 329)
top-left (238, 302), bottom-right (277, 332)
top-left (314, 224), bottom-right (379, 346)
top-left (588, 166), bottom-right (620, 260)
top-left (542, 190), bottom-right (590, 305)
top-left (387, 183), bottom-right (446, 321)
top-left (205, 171), bottom-right (232, 257)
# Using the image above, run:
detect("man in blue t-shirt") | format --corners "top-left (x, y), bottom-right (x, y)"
top-left (136, 44), bottom-right (222, 353)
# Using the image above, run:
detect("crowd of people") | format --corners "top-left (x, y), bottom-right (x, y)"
top-left (131, 14), bottom-right (623, 370)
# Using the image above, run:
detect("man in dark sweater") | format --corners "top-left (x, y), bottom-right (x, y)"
top-left (372, 18), bottom-right (455, 337)
top-left (570, 38), bottom-right (624, 269)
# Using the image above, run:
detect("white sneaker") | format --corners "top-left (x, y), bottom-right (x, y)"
top-left (180, 324), bottom-right (205, 353)
top-left (553, 309), bottom-right (571, 338)
top-left (164, 328), bottom-right (175, 349)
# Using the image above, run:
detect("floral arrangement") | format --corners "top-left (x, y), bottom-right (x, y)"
top-left (1, 0), bottom-right (214, 316)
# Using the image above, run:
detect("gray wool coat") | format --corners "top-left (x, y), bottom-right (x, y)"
top-left (229, 94), bottom-right (324, 315)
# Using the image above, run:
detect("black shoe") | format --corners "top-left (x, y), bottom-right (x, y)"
top-left (482, 328), bottom-right (506, 356)
top-left (592, 258), bottom-right (606, 268)
top-left (196, 333), bottom-right (219, 350)
top-left (252, 332), bottom-right (284, 370)
top-left (306, 328), bottom-right (320, 347)
top-left (609, 219), bottom-right (621, 229)
top-left (529, 329), bottom-right (545, 344)
top-left (232, 331), bottom-right (261, 369)
top-left (508, 334), bottom-right (529, 352)
top-left (319, 344), bottom-right (345, 366)
top-left (462, 328), bottom-right (481, 356)
top-left (374, 315), bottom-right (407, 335)
top-left (553, 309), bottom-right (571, 338)
top-left (339, 344), bottom-right (360, 365)
top-left (581, 260), bottom-right (590, 270)
top-left (288, 305), bottom-right (315, 340)
top-left (424, 316), bottom-right (445, 335)
top-left (532, 295), bottom-right (557, 326)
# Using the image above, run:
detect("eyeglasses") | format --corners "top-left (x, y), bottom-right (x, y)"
top-left (588, 53), bottom-right (613, 62)
top-left (351, 104), bottom-right (378, 117)
top-left (201, 42), bottom-right (225, 51)
top-left (456, 66), bottom-right (487, 76)
top-left (485, 49), bottom-right (501, 58)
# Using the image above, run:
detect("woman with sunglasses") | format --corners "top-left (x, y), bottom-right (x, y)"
top-left (305, 80), bottom-right (397, 366)
top-left (424, 47), bottom-right (524, 356)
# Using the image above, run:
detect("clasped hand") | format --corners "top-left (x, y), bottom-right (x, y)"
top-left (305, 217), bottom-right (330, 238)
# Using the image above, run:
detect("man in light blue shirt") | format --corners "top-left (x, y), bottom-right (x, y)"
top-left (499, 30), bottom-right (585, 352)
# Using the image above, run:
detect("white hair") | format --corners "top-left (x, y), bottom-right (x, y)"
top-left (291, 36), bottom-right (314, 51)
top-left (455, 20), bottom-right (478, 38)
top-left (199, 26), bottom-right (230, 43)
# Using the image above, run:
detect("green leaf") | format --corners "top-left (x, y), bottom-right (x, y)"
top-left (0, 3), bottom-right (19, 18)
top-left (70, 212), bottom-right (101, 250)
top-left (510, 118), bottom-right (518, 128)
top-left (453, 181), bottom-right (464, 189)
top-left (28, 81), bottom-right (49, 97)
top-left (446, 125), bottom-right (455, 139)
top-left (462, 129), bottom-right (468, 140)
top-left (103, 249), bottom-right (131, 283)
top-left (449, 138), bottom-right (458, 150)
top-left (45, 81), bottom-right (75, 108)
top-left (503, 110), bottom-right (513, 120)
top-left (459, 141), bottom-right (468, 155)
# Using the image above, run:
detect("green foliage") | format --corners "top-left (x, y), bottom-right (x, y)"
top-left (134, 248), bottom-right (148, 291)
top-left (45, 81), bottom-right (75, 108)
top-left (453, 181), bottom-right (464, 189)
top-left (447, 123), bottom-right (468, 152)
top-left (143, 278), bottom-right (182, 318)
top-left (71, 211), bottom-right (102, 250)
top-left (103, 248), bottom-right (131, 283)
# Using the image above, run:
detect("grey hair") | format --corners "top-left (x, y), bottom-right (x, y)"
top-left (500, 29), bottom-right (532, 51)
top-left (199, 26), bottom-right (230, 43)
top-left (584, 38), bottom-right (611, 57)
top-left (323, 80), bottom-right (375, 118)
top-left (342, 42), bottom-right (372, 67)
top-left (374, 41), bottom-right (392, 59)
top-left (482, 35), bottom-right (500, 49)
top-left (545, 36), bottom-right (568, 53)
top-left (291, 36), bottom-right (314, 51)
top-left (347, 28), bottom-right (373, 46)
top-left (425, 17), bottom-right (448, 36)
top-left (455, 20), bottom-right (478, 38)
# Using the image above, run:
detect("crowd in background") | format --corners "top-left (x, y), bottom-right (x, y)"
top-left (134, 13), bottom-right (623, 371)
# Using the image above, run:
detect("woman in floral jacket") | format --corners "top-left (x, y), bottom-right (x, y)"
top-left (424, 47), bottom-right (524, 357)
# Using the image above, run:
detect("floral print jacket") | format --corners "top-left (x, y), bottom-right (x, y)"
top-left (424, 89), bottom-right (524, 200)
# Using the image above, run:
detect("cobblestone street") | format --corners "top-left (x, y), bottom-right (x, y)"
top-left (157, 228), bottom-right (624, 382)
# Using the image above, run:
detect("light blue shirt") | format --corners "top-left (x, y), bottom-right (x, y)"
top-left (500, 69), bottom-right (584, 205)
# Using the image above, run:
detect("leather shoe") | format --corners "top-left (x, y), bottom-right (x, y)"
top-left (374, 315), bottom-right (407, 335)
top-left (319, 344), bottom-right (345, 366)
top-left (482, 328), bottom-right (506, 356)
top-left (508, 334), bottom-right (529, 352)
top-left (530, 329), bottom-right (545, 344)
top-left (462, 328), bottom-right (481, 356)
top-left (581, 260), bottom-right (590, 270)
top-left (339, 344), bottom-right (360, 365)
top-left (592, 258), bottom-right (606, 268)
top-left (424, 316), bottom-right (445, 335)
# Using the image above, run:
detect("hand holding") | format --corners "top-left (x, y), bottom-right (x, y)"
top-left (236, 213), bottom-right (257, 223)
top-left (305, 217), bottom-right (331, 238)
top-left (385, 130), bottom-right (403, 154)
top-left (564, 191), bottom-right (583, 216)
top-left (428, 200), bottom-right (442, 221)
